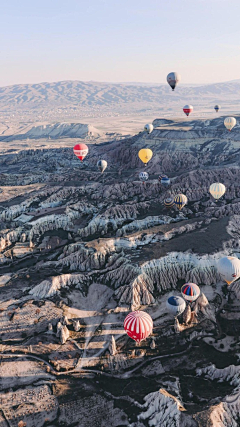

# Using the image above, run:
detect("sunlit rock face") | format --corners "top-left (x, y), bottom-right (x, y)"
top-left (1, 116), bottom-right (240, 425)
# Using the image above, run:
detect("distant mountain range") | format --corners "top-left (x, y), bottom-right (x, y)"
top-left (0, 79), bottom-right (240, 111)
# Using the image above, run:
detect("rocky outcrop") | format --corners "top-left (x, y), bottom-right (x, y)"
top-left (138, 388), bottom-right (185, 426)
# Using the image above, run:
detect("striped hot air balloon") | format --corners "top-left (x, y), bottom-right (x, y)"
top-left (181, 283), bottom-right (200, 302)
top-left (174, 194), bottom-right (188, 210)
top-left (161, 176), bottom-right (170, 188)
top-left (164, 197), bottom-right (175, 209)
top-left (166, 296), bottom-right (186, 316)
top-left (158, 174), bottom-right (167, 182)
top-left (209, 183), bottom-right (226, 200)
top-left (124, 311), bottom-right (153, 344)
top-left (73, 143), bottom-right (89, 161)
top-left (183, 105), bottom-right (193, 116)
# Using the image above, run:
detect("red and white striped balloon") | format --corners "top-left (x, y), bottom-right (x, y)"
top-left (183, 105), bottom-right (193, 117)
top-left (124, 311), bottom-right (153, 343)
top-left (73, 143), bottom-right (89, 161)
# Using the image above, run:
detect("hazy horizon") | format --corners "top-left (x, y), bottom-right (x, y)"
top-left (1, 77), bottom-right (240, 89)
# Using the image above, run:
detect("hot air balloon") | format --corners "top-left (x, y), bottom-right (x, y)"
top-left (174, 194), bottom-right (188, 210)
top-left (181, 283), bottom-right (200, 302)
top-left (139, 171), bottom-right (149, 182)
top-left (124, 311), bottom-right (153, 344)
top-left (214, 105), bottom-right (220, 112)
top-left (164, 197), bottom-right (175, 209)
top-left (166, 296), bottom-right (186, 316)
top-left (224, 117), bottom-right (236, 131)
top-left (138, 149), bottom-right (153, 166)
top-left (183, 105), bottom-right (193, 117)
top-left (158, 174), bottom-right (167, 182)
top-left (218, 256), bottom-right (240, 285)
top-left (161, 176), bottom-right (170, 188)
top-left (73, 143), bottom-right (89, 161)
top-left (144, 124), bottom-right (154, 134)
top-left (209, 183), bottom-right (226, 200)
top-left (97, 160), bottom-right (107, 173)
top-left (167, 72), bottom-right (181, 91)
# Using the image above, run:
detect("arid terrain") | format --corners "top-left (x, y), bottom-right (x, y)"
top-left (1, 81), bottom-right (240, 426)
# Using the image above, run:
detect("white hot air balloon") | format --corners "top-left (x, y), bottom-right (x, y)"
top-left (224, 117), bottom-right (236, 131)
top-left (218, 256), bottom-right (240, 285)
top-left (166, 296), bottom-right (186, 316)
top-left (209, 183), bottom-right (226, 200)
top-left (144, 124), bottom-right (154, 134)
top-left (97, 160), bottom-right (107, 173)
top-left (139, 171), bottom-right (149, 182)
top-left (167, 72), bottom-right (181, 91)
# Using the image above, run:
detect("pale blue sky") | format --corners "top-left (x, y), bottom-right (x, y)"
top-left (1, 0), bottom-right (240, 86)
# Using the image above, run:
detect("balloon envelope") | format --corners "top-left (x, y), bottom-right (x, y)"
top-left (209, 183), bottom-right (226, 200)
top-left (174, 194), bottom-right (188, 210)
top-left (144, 124), bottom-right (154, 134)
top-left (139, 171), bottom-right (149, 182)
top-left (73, 143), bottom-right (88, 161)
top-left (181, 283), bottom-right (200, 302)
top-left (164, 197), bottom-right (175, 209)
top-left (183, 105), bottom-right (193, 116)
top-left (158, 174), bottom-right (167, 182)
top-left (138, 149), bottom-right (153, 165)
top-left (124, 311), bottom-right (153, 343)
top-left (167, 72), bottom-right (181, 91)
top-left (214, 105), bottom-right (220, 112)
top-left (218, 256), bottom-right (240, 285)
top-left (97, 159), bottom-right (107, 173)
top-left (161, 176), bottom-right (170, 187)
top-left (224, 117), bottom-right (236, 131)
top-left (166, 296), bottom-right (186, 316)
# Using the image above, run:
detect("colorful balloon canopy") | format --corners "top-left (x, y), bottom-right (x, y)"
top-left (174, 194), bottom-right (188, 210)
top-left (97, 160), bottom-right (107, 173)
top-left (181, 283), bottom-right (200, 302)
top-left (164, 197), bottom-right (175, 209)
top-left (214, 105), bottom-right (220, 112)
top-left (144, 124), bottom-right (154, 134)
top-left (209, 183), bottom-right (226, 200)
top-left (183, 105), bottom-right (193, 117)
top-left (166, 296), bottom-right (186, 316)
top-left (161, 176), bottom-right (170, 188)
top-left (73, 143), bottom-right (89, 161)
top-left (138, 149), bottom-right (153, 165)
top-left (167, 72), bottom-right (181, 91)
top-left (124, 311), bottom-right (153, 344)
top-left (139, 171), bottom-right (149, 182)
top-left (218, 256), bottom-right (240, 285)
top-left (158, 174), bottom-right (167, 182)
top-left (224, 117), bottom-right (236, 131)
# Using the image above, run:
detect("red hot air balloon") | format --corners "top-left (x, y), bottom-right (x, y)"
top-left (124, 311), bottom-right (153, 344)
top-left (183, 105), bottom-right (193, 117)
top-left (73, 143), bottom-right (89, 161)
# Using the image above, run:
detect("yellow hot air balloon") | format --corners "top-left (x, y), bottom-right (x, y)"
top-left (174, 194), bottom-right (187, 210)
top-left (138, 149), bottom-right (153, 166)
top-left (224, 117), bottom-right (236, 131)
top-left (209, 183), bottom-right (226, 200)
